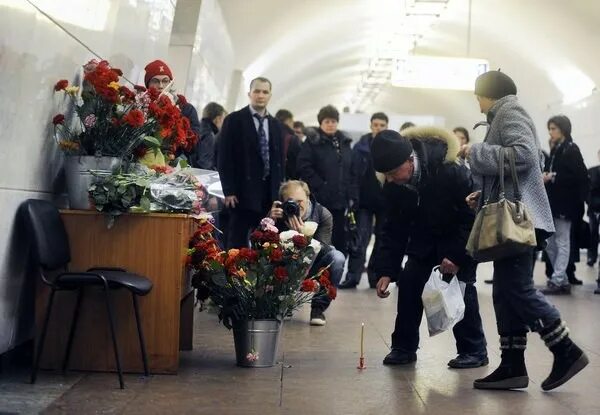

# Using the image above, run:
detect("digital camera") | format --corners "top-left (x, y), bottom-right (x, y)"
top-left (281, 199), bottom-right (300, 217)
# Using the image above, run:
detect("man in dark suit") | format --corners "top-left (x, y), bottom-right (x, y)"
top-left (217, 77), bottom-right (285, 248)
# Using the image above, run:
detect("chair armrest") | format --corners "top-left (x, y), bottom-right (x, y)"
top-left (87, 266), bottom-right (127, 273)
top-left (55, 271), bottom-right (107, 283)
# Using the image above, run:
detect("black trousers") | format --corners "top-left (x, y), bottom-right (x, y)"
top-left (589, 212), bottom-right (600, 263)
top-left (391, 256), bottom-right (487, 356)
top-left (226, 209), bottom-right (263, 249)
top-left (329, 208), bottom-right (348, 257)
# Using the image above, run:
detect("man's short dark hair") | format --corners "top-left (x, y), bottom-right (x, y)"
top-left (371, 112), bottom-right (389, 124)
top-left (249, 77), bottom-right (272, 91)
top-left (293, 121), bottom-right (305, 130)
top-left (400, 121), bottom-right (415, 131)
top-left (275, 109), bottom-right (294, 124)
top-left (317, 105), bottom-right (339, 124)
top-left (453, 126), bottom-right (470, 143)
top-left (202, 102), bottom-right (225, 120)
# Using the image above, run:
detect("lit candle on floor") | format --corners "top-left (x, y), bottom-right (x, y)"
top-left (360, 322), bottom-right (364, 357)
top-left (358, 322), bottom-right (366, 369)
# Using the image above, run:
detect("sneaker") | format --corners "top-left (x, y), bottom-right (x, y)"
top-left (310, 309), bottom-right (326, 326)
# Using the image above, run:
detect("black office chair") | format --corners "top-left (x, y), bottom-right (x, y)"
top-left (20, 199), bottom-right (153, 389)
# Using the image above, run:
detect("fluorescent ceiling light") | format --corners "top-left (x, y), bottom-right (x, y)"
top-left (391, 56), bottom-right (489, 90)
top-left (548, 67), bottom-right (595, 105)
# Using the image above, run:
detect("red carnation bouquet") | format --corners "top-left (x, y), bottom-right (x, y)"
top-left (52, 59), bottom-right (197, 162)
top-left (188, 217), bottom-right (334, 328)
top-left (52, 59), bottom-right (157, 158)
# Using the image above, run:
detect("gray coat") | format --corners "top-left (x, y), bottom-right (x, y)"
top-left (468, 95), bottom-right (555, 233)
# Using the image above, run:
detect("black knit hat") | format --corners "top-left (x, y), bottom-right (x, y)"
top-left (371, 130), bottom-right (413, 172)
top-left (474, 70), bottom-right (517, 99)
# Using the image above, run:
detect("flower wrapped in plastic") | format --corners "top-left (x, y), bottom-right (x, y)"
top-left (89, 165), bottom-right (207, 220)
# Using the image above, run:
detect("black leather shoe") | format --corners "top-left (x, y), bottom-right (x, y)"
top-left (448, 354), bottom-right (489, 369)
top-left (383, 349), bottom-right (417, 365)
top-left (587, 259), bottom-right (596, 267)
top-left (568, 275), bottom-right (583, 285)
top-left (338, 280), bottom-right (358, 289)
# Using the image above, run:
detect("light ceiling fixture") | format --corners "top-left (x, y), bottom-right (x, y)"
top-left (391, 55), bottom-right (489, 90)
top-left (346, 0), bottom-right (452, 112)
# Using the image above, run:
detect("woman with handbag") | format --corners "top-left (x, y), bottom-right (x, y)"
top-left (460, 70), bottom-right (588, 391)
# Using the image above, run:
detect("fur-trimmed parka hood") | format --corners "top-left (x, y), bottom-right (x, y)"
top-left (400, 126), bottom-right (460, 164)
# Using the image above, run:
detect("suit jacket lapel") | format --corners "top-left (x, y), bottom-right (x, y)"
top-left (241, 106), bottom-right (260, 155)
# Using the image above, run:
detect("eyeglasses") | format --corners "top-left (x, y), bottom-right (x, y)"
top-left (149, 77), bottom-right (171, 86)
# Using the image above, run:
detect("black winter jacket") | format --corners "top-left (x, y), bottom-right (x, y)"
top-left (374, 127), bottom-right (475, 282)
top-left (544, 139), bottom-right (589, 220)
top-left (589, 165), bottom-right (600, 213)
top-left (190, 118), bottom-right (218, 170)
top-left (297, 129), bottom-right (357, 211)
top-left (352, 133), bottom-right (385, 212)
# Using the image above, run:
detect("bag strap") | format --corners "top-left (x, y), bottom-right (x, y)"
top-left (505, 147), bottom-right (523, 202)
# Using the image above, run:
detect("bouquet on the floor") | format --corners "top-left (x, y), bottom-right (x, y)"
top-left (187, 218), bottom-right (336, 328)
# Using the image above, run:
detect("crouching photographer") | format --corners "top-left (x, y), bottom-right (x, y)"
top-left (269, 180), bottom-right (344, 326)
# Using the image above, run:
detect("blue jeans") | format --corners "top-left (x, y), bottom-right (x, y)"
top-left (493, 249), bottom-right (561, 335)
top-left (311, 248), bottom-right (345, 311)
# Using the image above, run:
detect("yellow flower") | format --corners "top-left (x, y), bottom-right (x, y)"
top-left (108, 81), bottom-right (120, 91)
top-left (59, 141), bottom-right (80, 151)
top-left (65, 86), bottom-right (80, 96)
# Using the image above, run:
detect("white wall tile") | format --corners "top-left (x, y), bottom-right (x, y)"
top-left (0, 0), bottom-right (176, 353)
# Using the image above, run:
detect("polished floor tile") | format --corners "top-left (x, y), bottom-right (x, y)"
top-left (1, 258), bottom-right (598, 414)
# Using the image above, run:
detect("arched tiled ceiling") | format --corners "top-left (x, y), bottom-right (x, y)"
top-left (221, 0), bottom-right (600, 131)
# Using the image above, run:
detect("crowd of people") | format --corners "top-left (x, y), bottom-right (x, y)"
top-left (144, 60), bottom-right (597, 391)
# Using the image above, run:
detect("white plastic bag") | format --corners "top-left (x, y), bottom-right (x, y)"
top-left (421, 266), bottom-right (465, 337)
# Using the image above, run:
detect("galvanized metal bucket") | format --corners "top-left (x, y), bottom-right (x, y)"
top-left (233, 319), bottom-right (282, 367)
top-left (64, 156), bottom-right (121, 209)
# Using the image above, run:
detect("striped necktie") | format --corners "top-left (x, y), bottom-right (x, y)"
top-left (253, 113), bottom-right (270, 178)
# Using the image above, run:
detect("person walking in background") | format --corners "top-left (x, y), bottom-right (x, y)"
top-left (542, 115), bottom-right (589, 295)
top-left (275, 109), bottom-right (302, 180)
top-left (340, 112), bottom-right (389, 289)
top-left (587, 149), bottom-right (600, 268)
top-left (297, 105), bottom-right (357, 256)
top-left (462, 70), bottom-right (588, 391)
top-left (217, 77), bottom-right (285, 249)
top-left (293, 121), bottom-right (307, 143)
top-left (190, 102), bottom-right (226, 170)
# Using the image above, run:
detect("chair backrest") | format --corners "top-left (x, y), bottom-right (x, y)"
top-left (19, 199), bottom-right (71, 271)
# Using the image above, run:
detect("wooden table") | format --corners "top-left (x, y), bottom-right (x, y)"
top-left (35, 210), bottom-right (195, 374)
